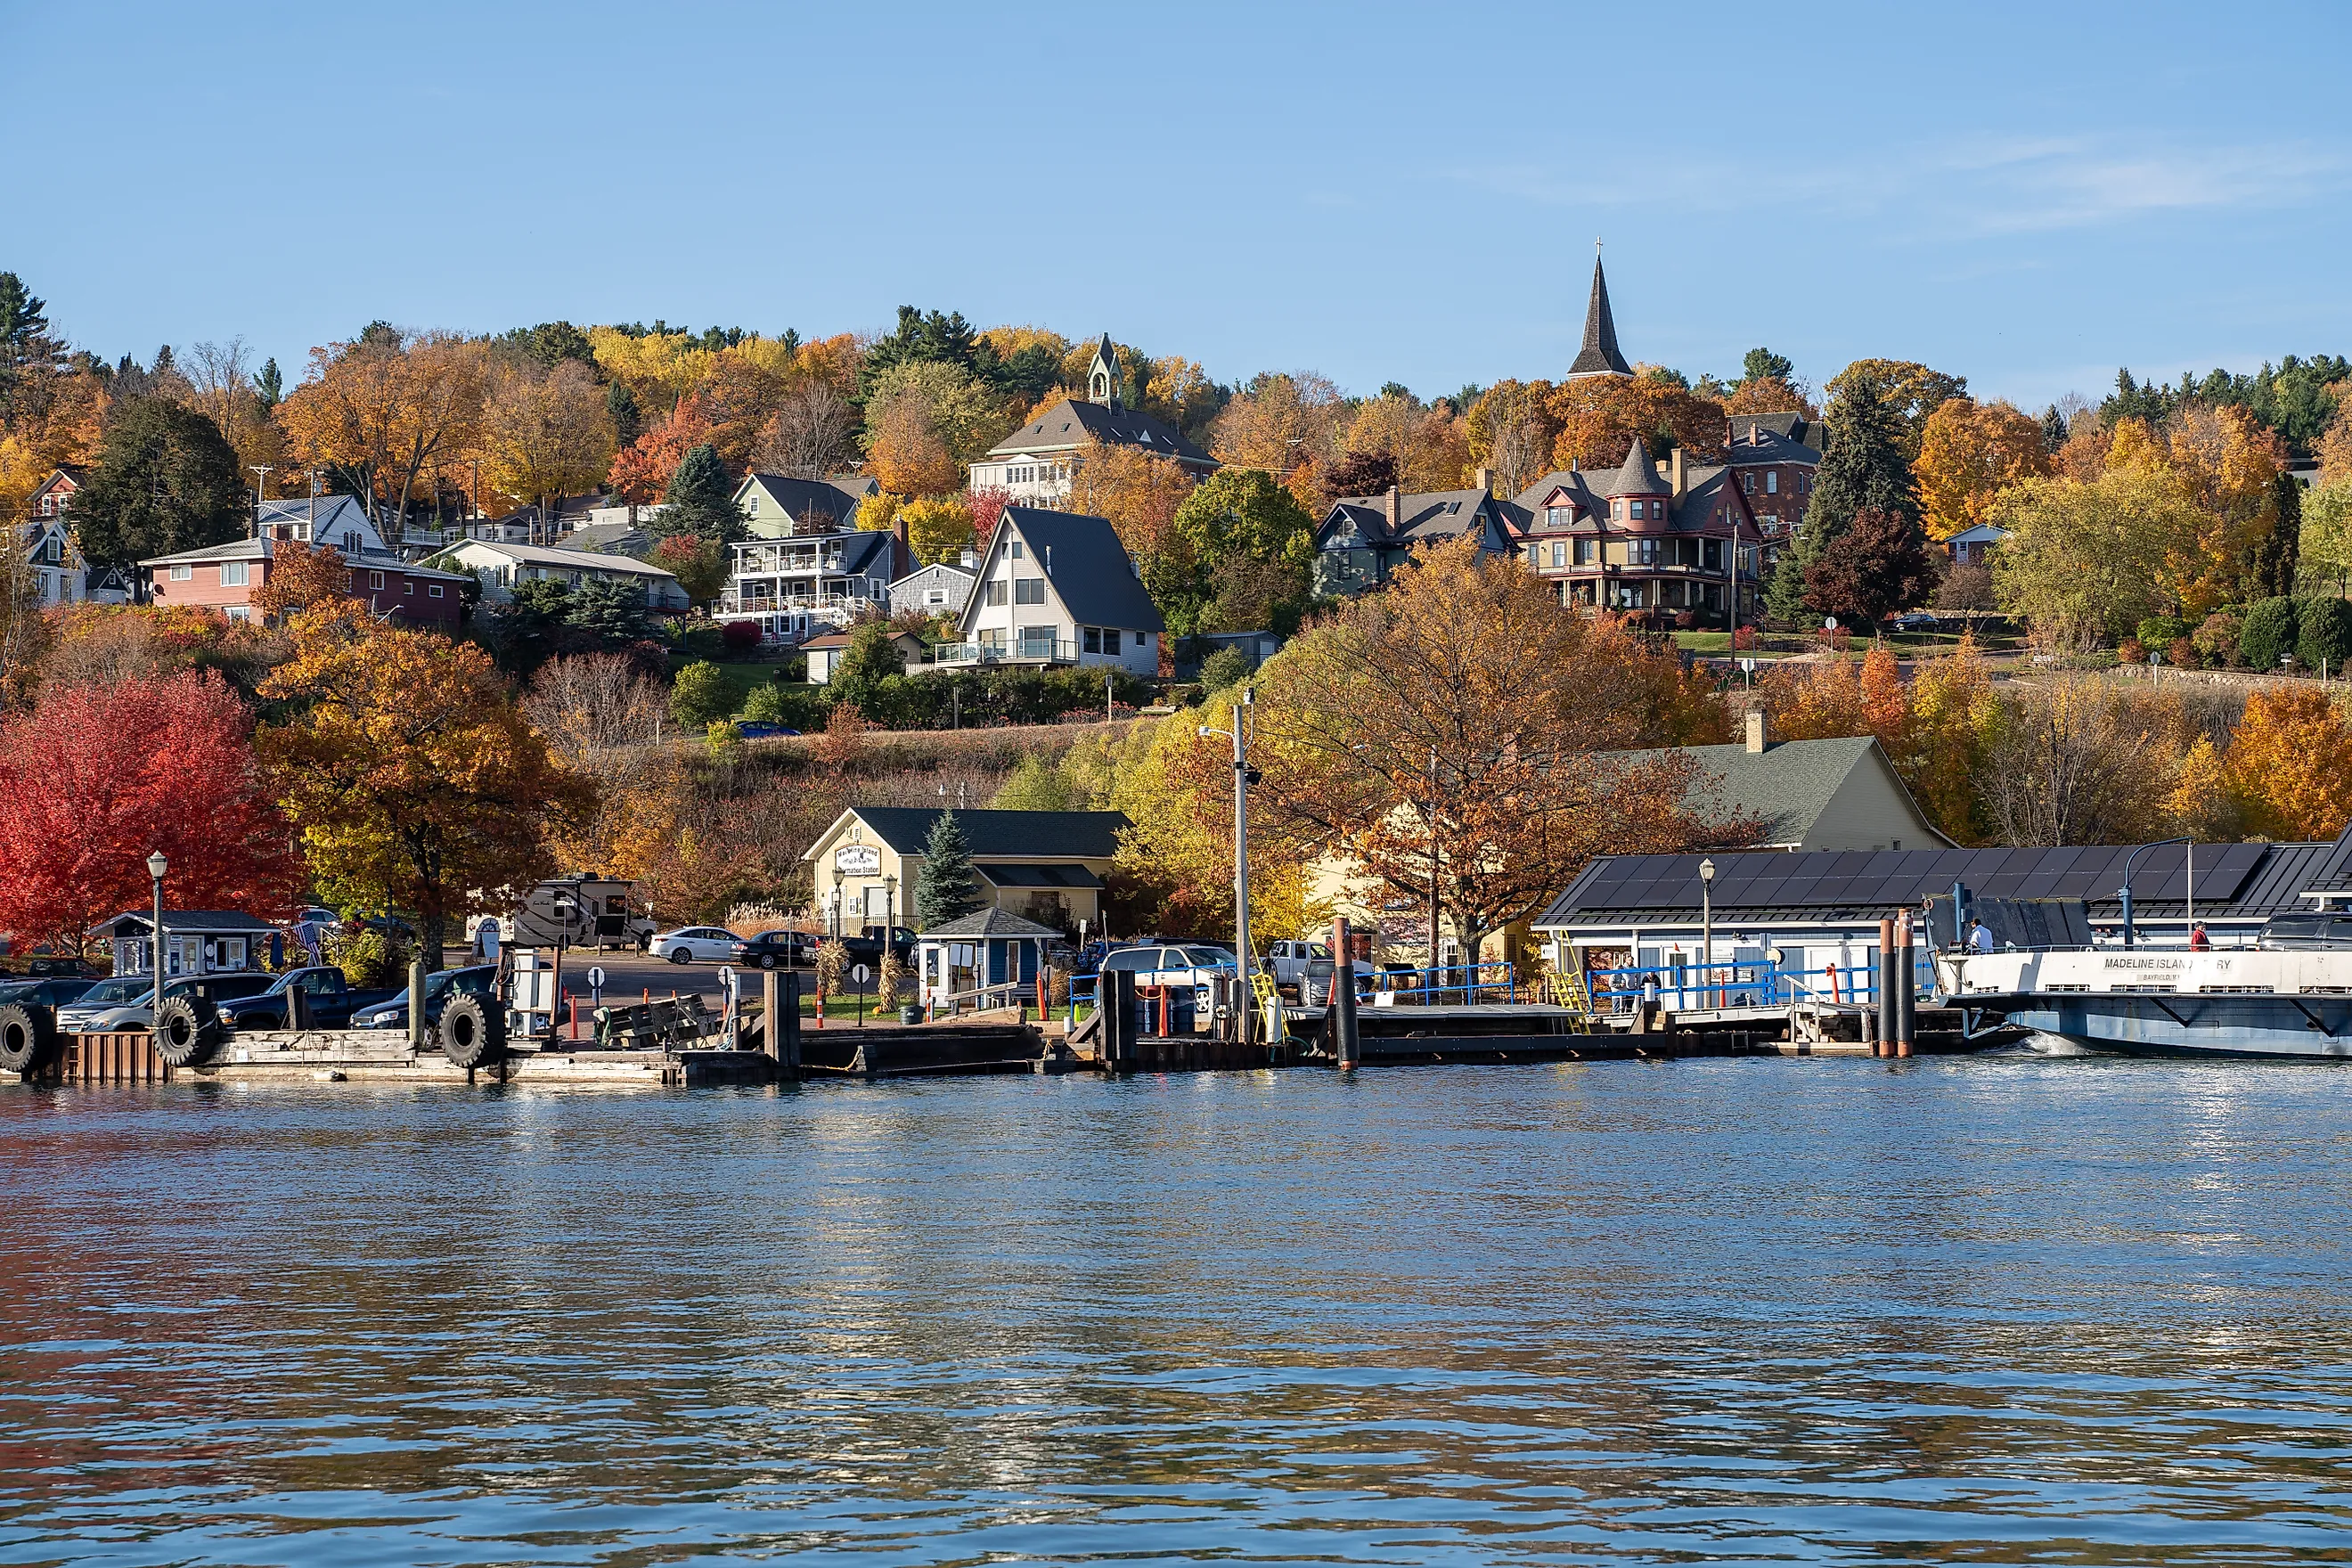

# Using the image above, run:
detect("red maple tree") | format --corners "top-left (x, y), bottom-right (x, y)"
top-left (0, 672), bottom-right (305, 955)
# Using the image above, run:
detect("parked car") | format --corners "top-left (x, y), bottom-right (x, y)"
top-left (0, 976), bottom-right (98, 1009)
top-left (1265, 939), bottom-right (1375, 998)
top-left (216, 967), bottom-right (400, 1032)
top-left (650, 926), bottom-right (742, 964)
top-left (1097, 943), bottom-right (1240, 1007)
top-left (1891, 611), bottom-right (1940, 633)
top-left (57, 972), bottom-right (276, 1033)
top-left (352, 966), bottom-right (501, 1030)
top-left (734, 930), bottom-right (816, 970)
top-left (10, 956), bottom-right (100, 979)
top-left (839, 924), bottom-right (918, 967)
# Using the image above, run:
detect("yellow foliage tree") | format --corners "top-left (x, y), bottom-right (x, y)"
top-left (1342, 394), bottom-right (1472, 494)
top-left (899, 495), bottom-right (975, 564)
top-left (257, 603), bottom-right (597, 960)
top-left (274, 331), bottom-right (488, 543)
top-left (478, 360), bottom-right (617, 515)
top-left (586, 326), bottom-right (715, 415)
top-left (1914, 396), bottom-right (2052, 541)
top-left (1465, 380), bottom-right (1561, 495)
top-left (2224, 686), bottom-right (2352, 841)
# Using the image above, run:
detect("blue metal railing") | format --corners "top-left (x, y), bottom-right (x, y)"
top-left (1585, 952), bottom-right (1936, 1014)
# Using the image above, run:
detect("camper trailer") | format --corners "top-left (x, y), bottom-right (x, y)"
top-left (470, 877), bottom-right (653, 952)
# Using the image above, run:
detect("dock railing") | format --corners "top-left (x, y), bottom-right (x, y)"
top-left (1585, 951), bottom-right (1938, 1015)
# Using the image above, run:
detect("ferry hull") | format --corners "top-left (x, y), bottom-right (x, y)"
top-left (1989, 995), bottom-right (2352, 1059)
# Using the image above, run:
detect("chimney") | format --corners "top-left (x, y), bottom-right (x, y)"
top-left (1475, 466), bottom-right (1493, 495)
top-left (1670, 448), bottom-right (1686, 497)
top-left (893, 514), bottom-right (911, 577)
top-left (1384, 483), bottom-right (1402, 532)
top-left (1745, 708), bottom-right (1768, 754)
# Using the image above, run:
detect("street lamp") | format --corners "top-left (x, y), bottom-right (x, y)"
top-left (883, 875), bottom-right (899, 940)
top-left (1697, 857), bottom-right (1716, 996)
top-left (830, 867), bottom-right (845, 942)
top-left (1196, 686), bottom-right (1259, 1038)
top-left (147, 850), bottom-right (168, 984)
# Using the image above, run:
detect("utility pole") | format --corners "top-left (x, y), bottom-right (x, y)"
top-left (248, 466), bottom-right (273, 538)
top-left (1427, 747), bottom-right (1441, 976)
top-left (1199, 687), bottom-right (1259, 1039)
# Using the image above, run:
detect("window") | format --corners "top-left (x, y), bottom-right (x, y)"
top-left (218, 938), bottom-right (247, 969)
top-left (1575, 539), bottom-right (1597, 566)
top-left (1703, 539), bottom-right (1723, 569)
top-left (985, 579), bottom-right (1009, 607)
top-left (368, 571), bottom-right (386, 590)
top-left (343, 531), bottom-right (361, 551)
top-left (225, 606), bottom-right (252, 622)
top-left (429, 584), bottom-right (445, 598)
top-left (220, 562), bottom-right (249, 586)
top-left (1010, 541), bottom-right (1024, 559)
top-left (1546, 505), bottom-right (1572, 527)
top-left (925, 589), bottom-right (946, 606)
top-left (1766, 470), bottom-right (1778, 494)
top-left (1631, 538), bottom-right (1658, 566)
top-left (1083, 627), bottom-right (1102, 654)
top-left (1744, 473), bottom-right (1756, 493)
top-left (1014, 577), bottom-right (1047, 604)
top-left (170, 564), bottom-right (192, 581)
top-left (1017, 624), bottom-right (1058, 656)
top-left (1102, 629), bottom-right (1119, 655)
top-left (1550, 542), bottom-right (1566, 568)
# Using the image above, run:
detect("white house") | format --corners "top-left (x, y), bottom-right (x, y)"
top-left (936, 507), bottom-right (1162, 674)
top-left (966, 336), bottom-right (1216, 506)
top-left (715, 528), bottom-right (902, 647)
top-left (257, 495), bottom-right (389, 557)
top-left (889, 560), bottom-right (977, 618)
top-left (733, 473), bottom-right (879, 537)
top-left (430, 539), bottom-right (689, 611)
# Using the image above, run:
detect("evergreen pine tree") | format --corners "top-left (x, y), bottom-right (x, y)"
top-left (1765, 552), bottom-right (1812, 628)
top-left (2039, 404), bottom-right (2069, 453)
top-left (2251, 469), bottom-right (2303, 600)
top-left (256, 356), bottom-right (282, 411)
top-left (71, 398), bottom-right (246, 569)
top-left (654, 442), bottom-right (745, 543)
top-left (916, 811), bottom-right (983, 928)
top-left (606, 379), bottom-right (641, 447)
top-left (1797, 376), bottom-right (1919, 569)
top-left (1742, 347), bottom-right (1795, 386)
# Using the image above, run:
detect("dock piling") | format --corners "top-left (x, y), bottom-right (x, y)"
top-left (1331, 917), bottom-right (1361, 1070)
top-left (1875, 918), bottom-right (1896, 1057)
top-left (1896, 915), bottom-right (1915, 1058)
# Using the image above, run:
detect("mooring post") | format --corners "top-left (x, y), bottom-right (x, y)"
top-left (1896, 914), bottom-right (1916, 1058)
top-left (778, 971), bottom-right (802, 1079)
top-left (1330, 916), bottom-right (1361, 1070)
top-left (1874, 918), bottom-right (1896, 1057)
top-left (1107, 969), bottom-right (1137, 1070)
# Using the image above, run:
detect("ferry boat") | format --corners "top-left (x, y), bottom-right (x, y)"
top-left (1937, 919), bottom-right (2352, 1058)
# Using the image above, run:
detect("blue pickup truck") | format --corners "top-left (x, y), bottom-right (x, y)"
top-left (216, 967), bottom-right (401, 1032)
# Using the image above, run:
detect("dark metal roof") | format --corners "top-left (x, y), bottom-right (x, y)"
top-left (1538, 840), bottom-right (2310, 931)
top-left (985, 396), bottom-right (1214, 466)
top-left (2300, 824), bottom-right (2352, 894)
top-left (999, 507), bottom-right (1165, 631)
top-left (840, 807), bottom-right (1130, 861)
top-left (976, 864), bottom-right (1107, 889)
top-left (1568, 256), bottom-right (1631, 377)
top-left (92, 911), bottom-right (282, 936)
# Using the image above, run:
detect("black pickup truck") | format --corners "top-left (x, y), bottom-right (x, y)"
top-left (216, 966), bottom-right (401, 1032)
top-left (839, 924), bottom-right (918, 967)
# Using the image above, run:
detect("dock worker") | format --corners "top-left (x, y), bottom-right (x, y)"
top-left (1969, 918), bottom-right (1995, 953)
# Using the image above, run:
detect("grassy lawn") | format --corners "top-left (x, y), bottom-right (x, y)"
top-left (666, 654), bottom-right (810, 718)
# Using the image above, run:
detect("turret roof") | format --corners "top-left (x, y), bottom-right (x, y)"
top-left (1567, 256), bottom-right (1632, 378)
top-left (1606, 435), bottom-right (1672, 496)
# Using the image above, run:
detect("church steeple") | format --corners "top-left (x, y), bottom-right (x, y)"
top-left (1566, 251), bottom-right (1631, 379)
top-left (1087, 332), bottom-right (1123, 409)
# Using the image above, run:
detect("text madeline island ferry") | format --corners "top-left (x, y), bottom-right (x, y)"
top-left (1939, 940), bottom-right (2352, 1059)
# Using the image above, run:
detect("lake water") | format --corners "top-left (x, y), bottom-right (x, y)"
top-left (4, 1058), bottom-right (2352, 1565)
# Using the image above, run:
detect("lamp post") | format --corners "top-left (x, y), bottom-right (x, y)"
top-left (146, 850), bottom-right (168, 986)
top-left (830, 867), bottom-right (845, 942)
top-left (1196, 685), bottom-right (1259, 1040)
top-left (2119, 837), bottom-right (2191, 950)
top-left (1698, 857), bottom-right (1716, 998)
top-left (883, 875), bottom-right (898, 941)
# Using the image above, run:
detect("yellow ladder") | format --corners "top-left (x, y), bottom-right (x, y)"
top-left (1549, 962), bottom-right (1592, 1022)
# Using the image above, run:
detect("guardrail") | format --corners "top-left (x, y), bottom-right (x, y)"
top-left (1585, 952), bottom-right (1935, 1014)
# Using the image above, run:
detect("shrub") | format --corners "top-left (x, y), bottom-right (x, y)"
top-left (741, 682), bottom-right (821, 728)
top-left (720, 619), bottom-right (763, 656)
top-left (2136, 615), bottom-right (2190, 651)
top-left (2193, 610), bottom-right (2243, 667)
top-left (1198, 646), bottom-right (1253, 693)
top-left (2297, 596), bottom-right (2352, 676)
top-left (1731, 625), bottom-right (1758, 652)
top-left (669, 660), bottom-right (733, 727)
top-left (2118, 638), bottom-right (2145, 665)
top-left (2240, 597), bottom-right (2300, 672)
top-left (2167, 637), bottom-right (2197, 670)
top-left (325, 926), bottom-right (410, 989)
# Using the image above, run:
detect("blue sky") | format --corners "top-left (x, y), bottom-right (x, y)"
top-left (15, 0), bottom-right (2351, 411)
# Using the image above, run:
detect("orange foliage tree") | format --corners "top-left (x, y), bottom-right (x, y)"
top-left (2225, 686), bottom-right (2352, 840)
top-left (251, 541), bottom-right (359, 622)
top-left (1548, 374), bottom-right (1727, 470)
top-left (1248, 537), bottom-right (1745, 960)
top-left (274, 331), bottom-right (487, 543)
top-left (607, 393), bottom-right (715, 502)
top-left (1914, 396), bottom-right (2053, 541)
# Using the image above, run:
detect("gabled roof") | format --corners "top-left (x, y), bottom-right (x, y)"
top-left (1320, 488), bottom-right (1499, 549)
top-left (984, 397), bottom-right (1214, 465)
top-left (1728, 412), bottom-right (1820, 451)
top-left (257, 494), bottom-right (374, 533)
top-left (919, 906), bottom-right (1066, 940)
top-left (737, 473), bottom-right (878, 530)
top-left (1944, 523), bottom-right (2011, 545)
top-left (1602, 734), bottom-right (1948, 850)
top-left (1507, 466), bottom-right (1750, 538)
top-left (1605, 436), bottom-right (1672, 496)
top-left (36, 465), bottom-right (86, 494)
top-left (564, 520), bottom-right (651, 555)
top-left (1724, 423), bottom-right (1822, 468)
top-left (1567, 256), bottom-right (1632, 378)
top-left (988, 507), bottom-right (1165, 631)
top-left (445, 540), bottom-right (679, 579)
top-left (92, 910), bottom-right (282, 936)
top-left (890, 562), bottom-right (976, 588)
top-left (808, 806), bottom-right (1131, 861)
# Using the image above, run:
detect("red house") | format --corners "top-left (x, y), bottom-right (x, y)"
top-left (141, 539), bottom-right (469, 625)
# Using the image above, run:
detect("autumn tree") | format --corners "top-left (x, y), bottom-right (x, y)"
top-left (1913, 396), bottom-right (2052, 540)
top-left (1825, 359), bottom-right (1969, 460)
top-left (650, 535), bottom-right (729, 603)
top-left (1245, 538), bottom-right (1745, 960)
top-left (251, 541), bottom-right (359, 621)
top-left (70, 397), bottom-right (248, 569)
top-left (274, 330), bottom-right (487, 543)
top-left (1977, 678), bottom-right (2187, 845)
top-left (2225, 686), bottom-right (2352, 840)
top-left (1207, 371), bottom-right (1347, 482)
top-left (1340, 391), bottom-right (1470, 494)
top-left (1548, 372), bottom-right (1728, 470)
top-left (606, 393), bottom-right (715, 502)
top-left (2302, 479), bottom-right (2352, 597)
top-left (1989, 468), bottom-right (2201, 645)
top-left (1065, 439), bottom-right (1200, 617)
top-left (524, 651), bottom-right (671, 873)
top-left (0, 671), bottom-right (303, 954)
top-left (1803, 507), bottom-right (1936, 625)
top-left (900, 495), bottom-right (975, 564)
top-left (478, 359), bottom-right (618, 517)
top-left (257, 603), bottom-right (597, 960)
top-left (1465, 380), bottom-right (1560, 495)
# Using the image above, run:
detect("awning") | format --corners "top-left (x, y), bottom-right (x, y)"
top-left (975, 864), bottom-right (1106, 890)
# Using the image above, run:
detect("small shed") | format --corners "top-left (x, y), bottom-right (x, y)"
top-left (91, 911), bottom-right (280, 976)
top-left (917, 907), bottom-right (1060, 1009)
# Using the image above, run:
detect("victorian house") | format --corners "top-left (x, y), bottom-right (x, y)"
top-left (967, 335), bottom-right (1218, 506)
top-left (1510, 437), bottom-right (1764, 628)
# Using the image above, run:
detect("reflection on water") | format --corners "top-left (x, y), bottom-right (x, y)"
top-left (5, 1058), bottom-right (2352, 1565)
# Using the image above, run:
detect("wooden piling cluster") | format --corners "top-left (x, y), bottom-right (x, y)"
top-left (20, 1031), bottom-right (172, 1085)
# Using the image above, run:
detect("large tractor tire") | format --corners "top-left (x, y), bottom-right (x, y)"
top-left (153, 996), bottom-right (223, 1067)
top-left (0, 1003), bottom-right (59, 1076)
top-left (437, 993), bottom-right (507, 1069)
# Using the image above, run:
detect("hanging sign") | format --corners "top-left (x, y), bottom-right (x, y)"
top-left (834, 845), bottom-right (881, 876)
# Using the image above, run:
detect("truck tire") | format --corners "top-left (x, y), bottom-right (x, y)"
top-left (153, 996), bottom-right (223, 1067)
top-left (0, 1002), bottom-right (59, 1075)
top-left (437, 993), bottom-right (506, 1069)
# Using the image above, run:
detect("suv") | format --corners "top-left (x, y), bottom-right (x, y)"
top-left (1097, 944), bottom-right (1239, 1007)
top-left (216, 967), bottom-right (399, 1032)
top-left (1266, 939), bottom-right (1375, 998)
top-left (0, 976), bottom-right (99, 1009)
top-left (736, 930), bottom-right (817, 969)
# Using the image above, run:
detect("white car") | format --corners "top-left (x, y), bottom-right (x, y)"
top-left (1266, 939), bottom-right (1376, 997)
top-left (1097, 944), bottom-right (1239, 1007)
top-left (649, 927), bottom-right (740, 965)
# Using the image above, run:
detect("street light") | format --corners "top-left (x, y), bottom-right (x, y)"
top-left (147, 849), bottom-right (168, 985)
top-left (830, 867), bottom-right (845, 942)
top-left (883, 875), bottom-right (899, 941)
top-left (1196, 686), bottom-right (1259, 1039)
top-left (1698, 857), bottom-right (1716, 997)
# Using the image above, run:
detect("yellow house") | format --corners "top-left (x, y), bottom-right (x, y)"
top-left (802, 806), bottom-right (1129, 935)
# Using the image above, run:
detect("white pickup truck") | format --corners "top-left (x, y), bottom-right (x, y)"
top-left (1266, 940), bottom-right (1375, 998)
